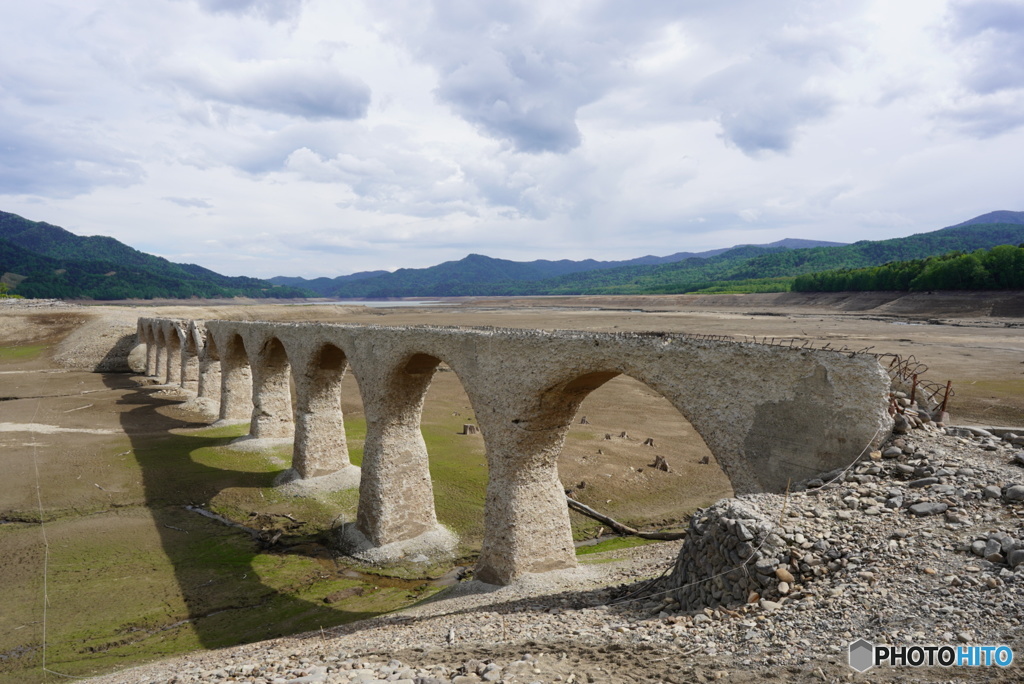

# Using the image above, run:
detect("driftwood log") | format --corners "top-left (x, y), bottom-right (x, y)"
top-left (565, 495), bottom-right (685, 540)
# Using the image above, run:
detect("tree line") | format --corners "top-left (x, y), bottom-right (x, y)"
top-left (792, 244), bottom-right (1024, 292)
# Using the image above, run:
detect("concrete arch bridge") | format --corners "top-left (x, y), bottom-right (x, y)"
top-left (136, 317), bottom-right (893, 584)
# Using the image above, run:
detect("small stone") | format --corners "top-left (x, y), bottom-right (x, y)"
top-left (759, 599), bottom-right (782, 612)
top-left (908, 502), bottom-right (948, 517)
top-left (777, 581), bottom-right (790, 594)
top-left (882, 446), bottom-right (903, 459)
top-left (775, 568), bottom-right (795, 584)
top-left (1007, 550), bottom-right (1024, 569)
top-left (1003, 485), bottom-right (1024, 502)
top-left (909, 477), bottom-right (939, 489)
top-left (982, 485), bottom-right (1002, 499)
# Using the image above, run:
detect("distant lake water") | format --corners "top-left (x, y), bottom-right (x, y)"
top-left (329, 300), bottom-right (453, 308)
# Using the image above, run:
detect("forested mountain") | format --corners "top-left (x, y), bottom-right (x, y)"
top-left (311, 217), bottom-right (1024, 297)
top-left (3, 208), bottom-right (1021, 300)
top-left (793, 244), bottom-right (1024, 292)
top-left (0, 211), bottom-right (311, 300)
top-left (276, 238), bottom-right (846, 297)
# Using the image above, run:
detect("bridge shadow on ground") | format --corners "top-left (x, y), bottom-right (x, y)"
top-left (98, 369), bottom-right (686, 667)
top-left (103, 373), bottom-right (436, 658)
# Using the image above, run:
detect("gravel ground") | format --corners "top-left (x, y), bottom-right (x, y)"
top-left (83, 425), bottom-right (1024, 684)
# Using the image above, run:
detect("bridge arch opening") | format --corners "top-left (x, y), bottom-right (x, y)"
top-left (547, 371), bottom-right (733, 539)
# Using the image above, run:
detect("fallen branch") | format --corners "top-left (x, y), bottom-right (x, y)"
top-left (565, 495), bottom-right (685, 540)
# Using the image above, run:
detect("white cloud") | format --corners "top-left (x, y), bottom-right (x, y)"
top-left (0, 0), bottom-right (1021, 279)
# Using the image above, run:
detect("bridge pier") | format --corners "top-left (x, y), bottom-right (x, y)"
top-left (355, 354), bottom-right (441, 546)
top-left (197, 355), bottom-right (221, 403)
top-left (152, 334), bottom-right (164, 380)
top-left (164, 330), bottom-right (181, 385)
top-left (473, 393), bottom-right (580, 584)
top-left (292, 345), bottom-right (352, 478)
top-left (249, 338), bottom-right (294, 439)
top-left (144, 331), bottom-right (156, 376)
top-left (219, 335), bottom-right (253, 421)
top-left (180, 346), bottom-right (200, 392)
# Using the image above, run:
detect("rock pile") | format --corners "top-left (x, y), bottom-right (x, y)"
top-left (661, 422), bottom-right (1024, 619)
top-left (664, 499), bottom-right (821, 611)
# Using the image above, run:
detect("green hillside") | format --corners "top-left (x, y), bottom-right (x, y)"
top-left (324, 219), bottom-right (1024, 297)
top-left (276, 239), bottom-right (845, 297)
top-left (0, 211), bottom-right (311, 300)
top-left (793, 244), bottom-right (1024, 292)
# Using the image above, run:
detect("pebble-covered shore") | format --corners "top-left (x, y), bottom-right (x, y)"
top-left (87, 425), bottom-right (1024, 684)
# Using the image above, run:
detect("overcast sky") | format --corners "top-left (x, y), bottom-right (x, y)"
top-left (2, 0), bottom-right (1022, 278)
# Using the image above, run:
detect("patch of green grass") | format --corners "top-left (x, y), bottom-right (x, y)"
top-left (184, 423), bottom-right (251, 439)
top-left (575, 536), bottom-right (663, 556)
top-left (2, 504), bottom-right (442, 684)
top-left (421, 424), bottom-right (488, 543)
top-left (0, 343), bottom-right (45, 361)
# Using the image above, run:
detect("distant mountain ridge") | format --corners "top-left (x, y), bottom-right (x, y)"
top-left (3, 209), bottom-right (1022, 300)
top-left (0, 211), bottom-right (311, 300)
top-left (952, 210), bottom-right (1024, 227)
top-left (269, 238), bottom-right (847, 296)
top-left (275, 211), bottom-right (1024, 298)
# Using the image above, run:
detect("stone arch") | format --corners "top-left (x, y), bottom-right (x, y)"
top-left (475, 366), bottom-right (722, 585)
top-left (291, 343), bottom-right (353, 478)
top-left (219, 333), bottom-right (252, 421)
top-left (250, 336), bottom-right (294, 439)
